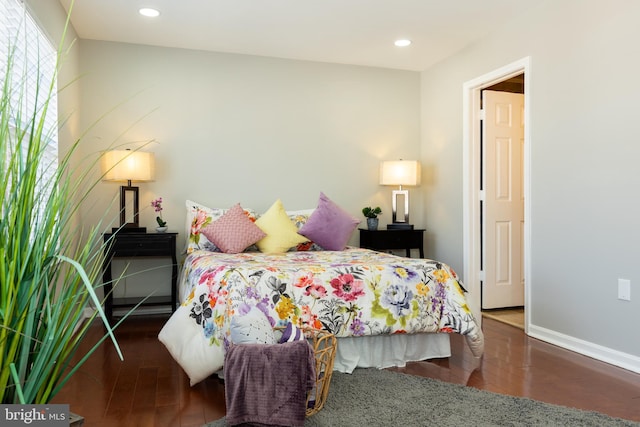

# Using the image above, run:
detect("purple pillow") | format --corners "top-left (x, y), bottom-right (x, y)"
top-left (298, 192), bottom-right (359, 251)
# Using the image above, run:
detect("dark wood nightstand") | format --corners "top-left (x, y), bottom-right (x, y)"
top-left (359, 228), bottom-right (425, 258)
top-left (102, 232), bottom-right (178, 325)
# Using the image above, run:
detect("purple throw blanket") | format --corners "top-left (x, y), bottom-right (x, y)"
top-left (224, 340), bottom-right (316, 427)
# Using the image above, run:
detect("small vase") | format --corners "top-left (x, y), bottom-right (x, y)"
top-left (156, 226), bottom-right (168, 233)
top-left (366, 218), bottom-right (379, 231)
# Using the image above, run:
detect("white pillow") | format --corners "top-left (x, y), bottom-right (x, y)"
top-left (158, 304), bottom-right (224, 386)
top-left (230, 306), bottom-right (277, 344)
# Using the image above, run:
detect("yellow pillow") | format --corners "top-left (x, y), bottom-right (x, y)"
top-left (255, 199), bottom-right (308, 254)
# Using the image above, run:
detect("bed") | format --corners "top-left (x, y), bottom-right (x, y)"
top-left (158, 198), bottom-right (484, 386)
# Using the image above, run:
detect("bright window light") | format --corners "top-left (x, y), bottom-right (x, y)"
top-left (139, 8), bottom-right (160, 17)
top-left (394, 39), bottom-right (412, 47)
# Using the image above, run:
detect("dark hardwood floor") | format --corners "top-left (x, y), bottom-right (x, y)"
top-left (52, 315), bottom-right (640, 426)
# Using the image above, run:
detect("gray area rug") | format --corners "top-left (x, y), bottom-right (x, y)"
top-left (204, 368), bottom-right (639, 427)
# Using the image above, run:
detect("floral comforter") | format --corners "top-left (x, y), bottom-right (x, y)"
top-left (159, 247), bottom-right (484, 385)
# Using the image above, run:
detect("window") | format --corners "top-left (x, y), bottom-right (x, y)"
top-left (1, 0), bottom-right (58, 210)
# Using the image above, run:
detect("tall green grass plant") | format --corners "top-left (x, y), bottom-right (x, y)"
top-left (0, 3), bottom-right (122, 404)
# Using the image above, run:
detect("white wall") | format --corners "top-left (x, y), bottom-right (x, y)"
top-left (77, 40), bottom-right (421, 244)
top-left (421, 0), bottom-right (640, 367)
top-left (75, 40), bottom-right (421, 299)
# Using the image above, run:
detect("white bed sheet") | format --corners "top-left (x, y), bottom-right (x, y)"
top-left (333, 333), bottom-right (451, 373)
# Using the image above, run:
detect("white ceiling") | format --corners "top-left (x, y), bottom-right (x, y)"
top-left (58, 0), bottom-right (530, 72)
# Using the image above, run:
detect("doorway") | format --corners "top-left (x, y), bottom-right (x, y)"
top-left (462, 57), bottom-right (531, 333)
top-left (481, 86), bottom-right (524, 310)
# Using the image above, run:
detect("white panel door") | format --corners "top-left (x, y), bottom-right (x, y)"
top-left (482, 90), bottom-right (524, 309)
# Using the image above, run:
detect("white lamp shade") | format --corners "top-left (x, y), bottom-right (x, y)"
top-left (101, 150), bottom-right (155, 182)
top-left (379, 160), bottom-right (421, 186)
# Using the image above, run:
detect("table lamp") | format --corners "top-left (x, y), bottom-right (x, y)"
top-left (379, 160), bottom-right (421, 230)
top-left (101, 149), bottom-right (155, 232)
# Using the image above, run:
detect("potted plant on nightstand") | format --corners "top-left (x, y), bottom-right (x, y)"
top-left (151, 197), bottom-right (168, 232)
top-left (362, 206), bottom-right (382, 230)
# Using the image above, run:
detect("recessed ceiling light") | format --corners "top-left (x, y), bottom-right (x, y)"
top-left (139, 8), bottom-right (160, 17)
top-left (394, 39), bottom-right (412, 47)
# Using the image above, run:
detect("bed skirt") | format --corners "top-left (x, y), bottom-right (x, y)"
top-left (333, 333), bottom-right (451, 373)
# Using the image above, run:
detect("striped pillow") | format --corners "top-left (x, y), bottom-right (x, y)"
top-left (279, 322), bottom-right (305, 343)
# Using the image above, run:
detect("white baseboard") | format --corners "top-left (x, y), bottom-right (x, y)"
top-left (83, 307), bottom-right (95, 319)
top-left (528, 324), bottom-right (640, 374)
top-left (71, 307), bottom-right (97, 334)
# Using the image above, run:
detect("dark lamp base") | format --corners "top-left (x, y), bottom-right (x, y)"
top-left (387, 223), bottom-right (414, 230)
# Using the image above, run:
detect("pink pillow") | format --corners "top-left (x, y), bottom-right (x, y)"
top-left (298, 192), bottom-right (359, 251)
top-left (201, 203), bottom-right (266, 253)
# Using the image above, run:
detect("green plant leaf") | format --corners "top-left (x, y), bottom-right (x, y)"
top-left (57, 255), bottom-right (123, 360)
top-left (0, 0), bottom-right (139, 404)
